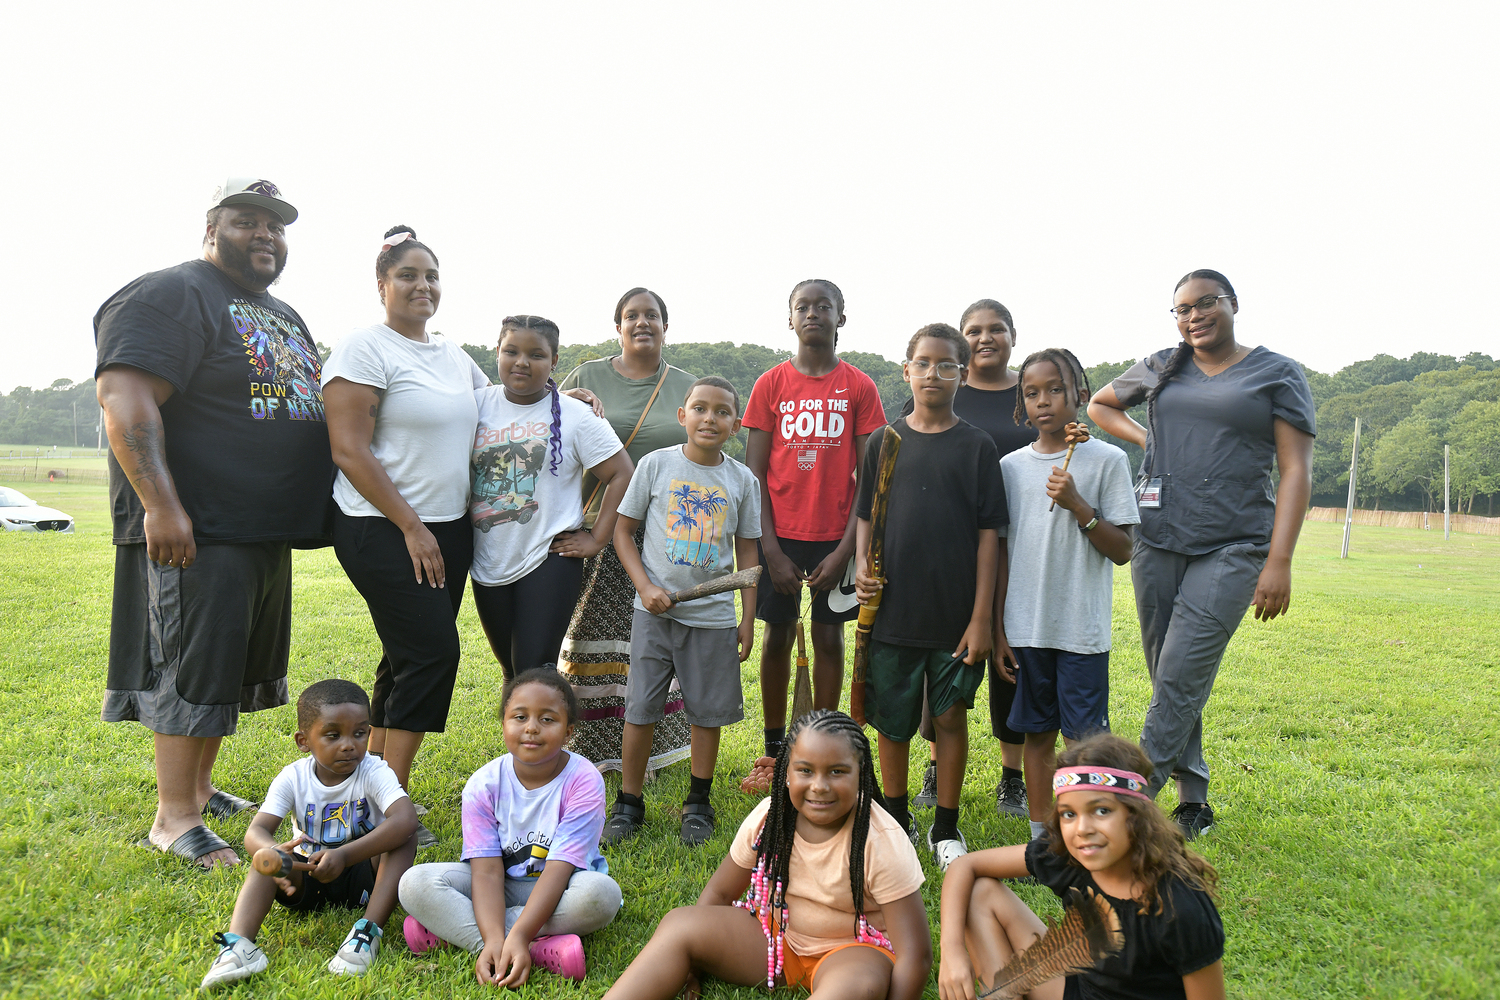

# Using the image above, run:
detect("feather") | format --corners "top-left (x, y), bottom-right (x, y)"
top-left (979, 887), bottom-right (1124, 999)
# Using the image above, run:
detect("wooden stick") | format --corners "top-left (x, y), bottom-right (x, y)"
top-left (666, 565), bottom-right (763, 604)
top-left (1048, 441), bottom-right (1079, 512)
top-left (851, 426), bottom-right (902, 726)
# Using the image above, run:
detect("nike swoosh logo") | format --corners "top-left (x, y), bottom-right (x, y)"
top-left (835, 388), bottom-right (848, 393)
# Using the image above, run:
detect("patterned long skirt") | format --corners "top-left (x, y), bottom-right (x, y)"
top-left (559, 532), bottom-right (692, 773)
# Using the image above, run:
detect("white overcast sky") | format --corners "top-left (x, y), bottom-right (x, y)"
top-left (3, 2), bottom-right (1495, 394)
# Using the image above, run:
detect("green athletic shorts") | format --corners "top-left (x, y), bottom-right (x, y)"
top-left (866, 640), bottom-right (983, 742)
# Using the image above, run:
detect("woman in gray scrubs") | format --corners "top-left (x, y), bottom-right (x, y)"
top-left (1088, 269), bottom-right (1315, 840)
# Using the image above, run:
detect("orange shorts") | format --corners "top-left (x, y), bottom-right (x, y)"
top-left (781, 941), bottom-right (895, 990)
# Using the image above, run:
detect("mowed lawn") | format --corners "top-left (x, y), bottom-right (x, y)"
top-left (0, 483), bottom-right (1495, 999)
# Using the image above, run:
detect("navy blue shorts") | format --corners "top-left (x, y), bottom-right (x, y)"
top-left (1007, 647), bottom-right (1110, 741)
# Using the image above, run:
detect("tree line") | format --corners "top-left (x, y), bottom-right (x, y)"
top-left (6, 346), bottom-right (1497, 514)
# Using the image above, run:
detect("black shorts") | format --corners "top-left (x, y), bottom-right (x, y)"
top-left (755, 538), bottom-right (859, 625)
top-left (276, 858), bottom-right (377, 913)
top-left (102, 542), bottom-right (292, 738)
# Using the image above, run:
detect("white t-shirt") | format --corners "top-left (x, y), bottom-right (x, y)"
top-left (261, 754), bottom-right (409, 856)
top-left (469, 387), bottom-right (624, 586)
top-left (322, 324), bottom-right (489, 521)
top-left (1000, 438), bottom-right (1140, 654)
top-left (460, 751), bottom-right (609, 876)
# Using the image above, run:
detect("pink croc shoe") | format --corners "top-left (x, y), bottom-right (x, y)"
top-left (403, 915), bottom-right (441, 955)
top-left (529, 934), bottom-right (586, 981)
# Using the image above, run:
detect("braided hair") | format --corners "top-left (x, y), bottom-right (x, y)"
top-left (734, 709), bottom-right (890, 987)
top-left (788, 278), bottom-right (844, 316)
top-left (1147, 270), bottom-right (1238, 437)
top-left (1012, 347), bottom-right (1092, 428)
top-left (499, 315), bottom-right (564, 476)
top-left (375, 225), bottom-right (439, 278)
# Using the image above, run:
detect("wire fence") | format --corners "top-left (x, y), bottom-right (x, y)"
top-left (0, 466), bottom-right (109, 485)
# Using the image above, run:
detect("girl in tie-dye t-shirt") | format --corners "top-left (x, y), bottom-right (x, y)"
top-left (397, 670), bottom-right (620, 986)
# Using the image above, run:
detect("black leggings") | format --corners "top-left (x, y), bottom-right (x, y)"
top-left (472, 553), bottom-right (585, 681)
top-left (332, 509), bottom-right (472, 733)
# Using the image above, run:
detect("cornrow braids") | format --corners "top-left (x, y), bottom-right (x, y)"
top-left (788, 278), bottom-right (845, 316)
top-left (1012, 347), bottom-right (1092, 428)
top-left (734, 709), bottom-right (889, 987)
top-left (499, 315), bottom-right (565, 476)
top-left (375, 224), bottom-right (439, 278)
top-left (1148, 271), bottom-right (1237, 449)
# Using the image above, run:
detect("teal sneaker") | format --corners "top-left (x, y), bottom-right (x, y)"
top-left (327, 918), bottom-right (382, 976)
top-left (201, 932), bottom-right (267, 991)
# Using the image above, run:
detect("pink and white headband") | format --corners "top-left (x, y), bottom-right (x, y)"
top-left (1052, 766), bottom-right (1152, 802)
top-left (379, 231), bottom-right (416, 253)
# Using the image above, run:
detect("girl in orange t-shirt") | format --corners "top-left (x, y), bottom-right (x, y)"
top-left (602, 710), bottom-right (931, 1000)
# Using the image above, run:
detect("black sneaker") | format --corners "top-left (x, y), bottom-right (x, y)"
top-left (601, 798), bottom-right (646, 846)
top-left (995, 776), bottom-right (1027, 818)
top-left (1170, 802), bottom-right (1215, 842)
top-left (415, 821), bottom-right (439, 851)
top-left (911, 761), bottom-right (939, 809)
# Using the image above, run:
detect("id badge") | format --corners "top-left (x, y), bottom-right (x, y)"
top-left (1138, 477), bottom-right (1163, 509)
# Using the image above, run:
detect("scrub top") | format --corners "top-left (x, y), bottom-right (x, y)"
top-left (1111, 346), bottom-right (1316, 555)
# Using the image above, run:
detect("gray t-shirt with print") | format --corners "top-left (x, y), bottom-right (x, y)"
top-left (1001, 438), bottom-right (1140, 654)
top-left (617, 445), bottom-right (762, 628)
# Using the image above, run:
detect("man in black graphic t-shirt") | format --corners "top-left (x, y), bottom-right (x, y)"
top-left (94, 178), bottom-right (333, 869)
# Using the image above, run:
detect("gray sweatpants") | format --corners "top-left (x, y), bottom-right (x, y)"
top-left (1133, 540), bottom-right (1266, 802)
top-left (397, 863), bottom-right (621, 951)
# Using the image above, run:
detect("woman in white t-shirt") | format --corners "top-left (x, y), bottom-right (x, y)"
top-left (323, 226), bottom-right (489, 836)
top-left (469, 315), bottom-right (633, 679)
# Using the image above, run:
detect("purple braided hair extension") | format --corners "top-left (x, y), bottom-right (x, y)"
top-left (547, 378), bottom-right (563, 476)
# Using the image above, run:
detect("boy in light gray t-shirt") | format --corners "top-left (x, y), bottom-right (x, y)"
top-left (605, 377), bottom-right (761, 847)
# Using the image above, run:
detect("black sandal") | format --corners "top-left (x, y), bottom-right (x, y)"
top-left (601, 798), bottom-right (646, 845)
top-left (679, 802), bottom-right (716, 846)
top-left (137, 824), bottom-right (237, 867)
top-left (202, 790), bottom-right (259, 821)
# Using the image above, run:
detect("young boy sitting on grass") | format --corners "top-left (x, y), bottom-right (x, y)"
top-left (855, 323), bottom-right (1006, 872)
top-left (200, 679), bottom-right (418, 990)
top-left (603, 376), bottom-right (761, 845)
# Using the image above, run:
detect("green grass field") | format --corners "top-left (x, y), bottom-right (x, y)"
top-left (0, 483), bottom-right (1495, 999)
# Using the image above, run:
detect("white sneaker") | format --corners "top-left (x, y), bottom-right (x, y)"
top-left (201, 932), bottom-right (268, 990)
top-left (927, 826), bottom-right (969, 873)
top-left (327, 918), bottom-right (383, 976)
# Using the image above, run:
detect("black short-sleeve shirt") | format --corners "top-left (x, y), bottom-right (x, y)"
top-left (94, 259), bottom-right (334, 546)
top-left (1025, 838), bottom-right (1224, 1000)
top-left (1111, 346), bottom-right (1316, 554)
top-left (855, 418), bottom-right (1006, 648)
top-left (899, 383), bottom-right (1038, 459)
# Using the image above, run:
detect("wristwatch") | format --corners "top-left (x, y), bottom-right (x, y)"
top-left (1079, 507), bottom-right (1102, 533)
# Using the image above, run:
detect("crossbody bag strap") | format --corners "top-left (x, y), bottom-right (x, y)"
top-left (583, 361), bottom-right (671, 519)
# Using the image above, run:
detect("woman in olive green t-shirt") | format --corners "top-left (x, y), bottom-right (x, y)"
top-left (558, 287), bottom-right (698, 773)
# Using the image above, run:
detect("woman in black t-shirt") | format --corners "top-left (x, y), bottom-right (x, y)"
top-left (937, 734), bottom-right (1224, 1000)
top-left (901, 299), bottom-right (1037, 819)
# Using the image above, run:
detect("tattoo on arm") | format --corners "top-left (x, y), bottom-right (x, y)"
top-left (122, 421), bottom-right (169, 499)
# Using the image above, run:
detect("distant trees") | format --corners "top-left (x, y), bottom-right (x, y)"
top-left (7, 347), bottom-right (1498, 514)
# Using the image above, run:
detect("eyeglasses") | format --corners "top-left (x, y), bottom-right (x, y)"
top-left (1169, 294), bottom-right (1232, 320)
top-left (906, 359), bottom-right (964, 380)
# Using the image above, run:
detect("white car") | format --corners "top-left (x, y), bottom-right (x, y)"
top-left (0, 486), bottom-right (75, 533)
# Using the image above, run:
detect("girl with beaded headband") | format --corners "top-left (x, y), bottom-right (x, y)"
top-left (936, 733), bottom-right (1224, 1000)
top-left (602, 709), bottom-right (932, 1000)
top-left (467, 315), bottom-right (634, 680)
